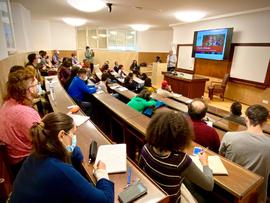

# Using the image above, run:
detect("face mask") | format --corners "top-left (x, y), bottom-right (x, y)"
top-left (66, 135), bottom-right (77, 152)
top-left (37, 84), bottom-right (43, 95)
top-left (37, 58), bottom-right (41, 64)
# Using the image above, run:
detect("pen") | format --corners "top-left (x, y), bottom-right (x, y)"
top-left (127, 167), bottom-right (131, 185)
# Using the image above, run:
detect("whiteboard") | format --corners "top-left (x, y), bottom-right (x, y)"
top-left (177, 46), bottom-right (195, 71)
top-left (230, 47), bottom-right (270, 83)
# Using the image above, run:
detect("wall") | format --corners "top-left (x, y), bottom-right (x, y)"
top-left (31, 20), bottom-right (52, 51)
top-left (0, 17), bottom-right (8, 60)
top-left (50, 21), bottom-right (76, 50)
top-left (137, 30), bottom-right (173, 52)
top-left (11, 3), bottom-right (33, 52)
top-left (172, 10), bottom-right (270, 107)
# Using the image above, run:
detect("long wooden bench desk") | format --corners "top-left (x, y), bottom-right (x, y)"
top-left (171, 95), bottom-right (270, 135)
top-left (44, 76), bottom-right (169, 203)
top-left (91, 86), bottom-right (263, 203)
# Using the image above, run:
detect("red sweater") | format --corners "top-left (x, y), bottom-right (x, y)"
top-left (191, 119), bottom-right (220, 153)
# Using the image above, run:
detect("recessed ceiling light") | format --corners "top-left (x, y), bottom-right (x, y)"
top-left (62, 17), bottom-right (87, 26)
top-left (174, 11), bottom-right (206, 22)
top-left (67, 0), bottom-right (105, 12)
top-left (130, 24), bottom-right (150, 31)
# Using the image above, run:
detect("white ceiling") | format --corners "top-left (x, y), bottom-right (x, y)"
top-left (11, 0), bottom-right (270, 30)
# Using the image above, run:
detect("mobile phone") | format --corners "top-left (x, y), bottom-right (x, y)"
top-left (118, 181), bottom-right (147, 203)
top-left (193, 147), bottom-right (202, 155)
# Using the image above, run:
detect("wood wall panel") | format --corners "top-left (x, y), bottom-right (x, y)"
top-left (138, 52), bottom-right (168, 66)
top-left (194, 58), bottom-right (231, 78)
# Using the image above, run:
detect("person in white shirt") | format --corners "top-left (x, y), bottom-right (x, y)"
top-left (96, 72), bottom-right (110, 93)
top-left (166, 50), bottom-right (177, 72)
top-left (157, 80), bottom-right (174, 98)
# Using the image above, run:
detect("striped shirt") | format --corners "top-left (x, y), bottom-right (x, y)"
top-left (139, 144), bottom-right (192, 203)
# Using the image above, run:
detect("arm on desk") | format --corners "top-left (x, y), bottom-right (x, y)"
top-left (182, 161), bottom-right (214, 191)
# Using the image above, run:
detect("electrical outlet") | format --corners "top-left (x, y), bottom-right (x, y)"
top-left (262, 100), bottom-right (269, 104)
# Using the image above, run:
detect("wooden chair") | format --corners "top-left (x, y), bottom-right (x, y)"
top-left (208, 73), bottom-right (229, 101)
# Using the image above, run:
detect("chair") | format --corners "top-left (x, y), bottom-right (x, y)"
top-left (208, 74), bottom-right (229, 101)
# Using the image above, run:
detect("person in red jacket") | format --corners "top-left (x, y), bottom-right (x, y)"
top-left (188, 99), bottom-right (220, 153)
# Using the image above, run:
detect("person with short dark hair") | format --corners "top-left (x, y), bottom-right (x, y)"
top-left (10, 112), bottom-right (114, 203)
top-left (52, 50), bottom-right (60, 66)
top-left (188, 99), bottom-right (220, 152)
top-left (68, 68), bottom-right (96, 116)
top-left (25, 53), bottom-right (43, 85)
top-left (71, 52), bottom-right (79, 66)
top-left (0, 69), bottom-right (41, 177)
top-left (140, 73), bottom-right (148, 81)
top-left (224, 102), bottom-right (246, 125)
top-left (85, 46), bottom-right (94, 73)
top-left (220, 104), bottom-right (270, 203)
top-left (127, 89), bottom-right (156, 112)
top-left (139, 110), bottom-right (214, 203)
top-left (155, 56), bottom-right (162, 63)
top-left (123, 74), bottom-right (137, 91)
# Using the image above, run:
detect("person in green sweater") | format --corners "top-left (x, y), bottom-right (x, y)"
top-left (127, 89), bottom-right (156, 112)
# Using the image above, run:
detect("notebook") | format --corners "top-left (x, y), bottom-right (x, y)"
top-left (190, 155), bottom-right (228, 175)
top-left (95, 144), bottom-right (127, 174)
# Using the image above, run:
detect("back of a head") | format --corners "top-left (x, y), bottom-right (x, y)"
top-left (146, 110), bottom-right (193, 151)
top-left (9, 65), bottom-right (24, 74)
top-left (124, 76), bottom-right (131, 84)
top-left (5, 69), bottom-right (35, 104)
top-left (161, 80), bottom-right (168, 89)
top-left (231, 102), bottom-right (242, 116)
top-left (245, 104), bottom-right (269, 127)
top-left (86, 46), bottom-right (89, 49)
top-left (28, 53), bottom-right (37, 64)
top-left (78, 68), bottom-right (87, 76)
top-left (138, 89), bottom-right (151, 100)
top-left (128, 72), bottom-right (133, 78)
top-left (141, 73), bottom-right (148, 80)
top-left (101, 72), bottom-right (110, 81)
top-left (39, 50), bottom-right (46, 58)
top-left (71, 66), bottom-right (80, 77)
top-left (188, 99), bottom-right (208, 120)
top-left (30, 112), bottom-right (74, 162)
top-left (63, 58), bottom-right (72, 68)
top-left (144, 78), bottom-right (152, 87)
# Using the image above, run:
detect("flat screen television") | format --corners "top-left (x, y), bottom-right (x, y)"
top-left (192, 28), bottom-right (233, 60)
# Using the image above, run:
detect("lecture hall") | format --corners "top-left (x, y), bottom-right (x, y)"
top-left (0, 0), bottom-right (269, 203)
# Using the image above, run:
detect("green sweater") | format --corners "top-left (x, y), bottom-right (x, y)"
top-left (127, 96), bottom-right (156, 112)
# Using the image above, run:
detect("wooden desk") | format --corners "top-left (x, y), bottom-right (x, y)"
top-left (163, 72), bottom-right (209, 98)
top-left (44, 76), bottom-right (169, 203)
top-left (126, 114), bottom-right (263, 203)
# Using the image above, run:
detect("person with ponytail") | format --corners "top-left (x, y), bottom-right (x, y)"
top-left (10, 112), bottom-right (114, 203)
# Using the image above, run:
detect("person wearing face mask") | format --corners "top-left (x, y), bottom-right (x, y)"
top-left (58, 57), bottom-right (72, 90)
top-left (25, 53), bottom-right (44, 86)
top-left (10, 112), bottom-right (114, 203)
top-left (68, 68), bottom-right (97, 116)
top-left (0, 69), bottom-right (41, 178)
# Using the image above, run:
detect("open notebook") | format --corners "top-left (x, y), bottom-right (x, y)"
top-left (95, 144), bottom-right (127, 174)
top-left (190, 155), bottom-right (228, 175)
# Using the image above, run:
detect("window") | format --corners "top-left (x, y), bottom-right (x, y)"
top-left (0, 0), bottom-right (16, 53)
top-left (77, 28), bottom-right (136, 51)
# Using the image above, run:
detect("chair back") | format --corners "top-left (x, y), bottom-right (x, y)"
top-left (221, 74), bottom-right (230, 88)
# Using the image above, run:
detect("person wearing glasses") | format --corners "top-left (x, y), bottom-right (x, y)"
top-left (10, 112), bottom-right (114, 203)
top-left (0, 69), bottom-right (41, 177)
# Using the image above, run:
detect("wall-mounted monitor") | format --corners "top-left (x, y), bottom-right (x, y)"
top-left (192, 28), bottom-right (233, 60)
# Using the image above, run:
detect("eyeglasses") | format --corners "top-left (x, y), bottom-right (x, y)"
top-left (64, 131), bottom-right (75, 138)
top-left (28, 82), bottom-right (40, 89)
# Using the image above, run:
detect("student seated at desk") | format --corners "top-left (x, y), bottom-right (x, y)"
top-left (127, 89), bottom-right (156, 113)
top-left (130, 59), bottom-right (140, 76)
top-left (139, 111), bottom-right (214, 203)
top-left (157, 80), bottom-right (174, 98)
top-left (96, 72), bottom-right (110, 93)
top-left (10, 112), bottom-right (114, 203)
top-left (123, 73), bottom-right (137, 92)
top-left (68, 68), bottom-right (97, 116)
top-left (220, 105), bottom-right (270, 203)
top-left (188, 99), bottom-right (220, 153)
top-left (224, 101), bottom-right (246, 126)
top-left (143, 78), bottom-right (156, 93)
